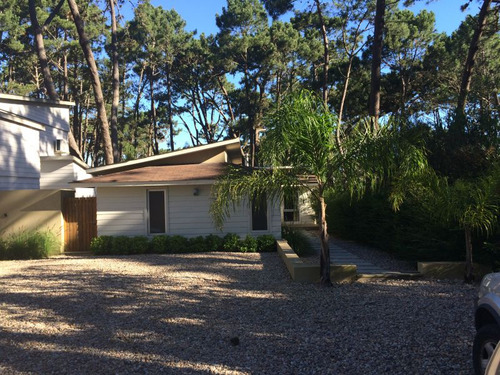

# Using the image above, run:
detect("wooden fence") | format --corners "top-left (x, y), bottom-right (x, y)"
top-left (62, 197), bottom-right (97, 252)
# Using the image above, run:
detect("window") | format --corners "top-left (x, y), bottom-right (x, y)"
top-left (283, 193), bottom-right (299, 223)
top-left (252, 195), bottom-right (268, 231)
top-left (148, 190), bottom-right (166, 234)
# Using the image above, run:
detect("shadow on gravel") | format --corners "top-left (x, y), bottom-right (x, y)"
top-left (0, 253), bottom-right (477, 374)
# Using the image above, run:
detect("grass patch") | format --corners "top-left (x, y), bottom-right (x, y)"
top-left (0, 230), bottom-right (60, 260)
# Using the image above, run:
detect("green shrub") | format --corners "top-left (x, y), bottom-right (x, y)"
top-left (90, 235), bottom-right (113, 255)
top-left (0, 239), bottom-right (6, 260)
top-left (112, 236), bottom-right (132, 254)
top-left (169, 235), bottom-right (189, 253)
top-left (88, 233), bottom-right (276, 255)
top-left (130, 236), bottom-right (150, 254)
top-left (240, 235), bottom-right (258, 253)
top-left (188, 236), bottom-right (208, 252)
top-left (282, 226), bottom-right (314, 256)
top-left (222, 233), bottom-right (241, 252)
top-left (257, 235), bottom-right (276, 252)
top-left (151, 235), bottom-right (170, 253)
top-left (205, 234), bottom-right (223, 252)
top-left (325, 190), bottom-right (465, 262)
top-left (0, 230), bottom-right (60, 260)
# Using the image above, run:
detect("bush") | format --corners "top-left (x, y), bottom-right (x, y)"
top-left (169, 235), bottom-right (189, 253)
top-left (241, 235), bottom-right (258, 253)
top-left (188, 236), bottom-right (208, 252)
top-left (257, 235), bottom-right (276, 252)
top-left (112, 236), bottom-right (133, 254)
top-left (222, 233), bottom-right (241, 252)
top-left (0, 239), bottom-right (6, 260)
top-left (89, 233), bottom-right (276, 255)
top-left (150, 235), bottom-right (170, 253)
top-left (282, 226), bottom-right (314, 256)
top-left (90, 235), bottom-right (113, 255)
top-left (130, 236), bottom-right (150, 254)
top-left (0, 230), bottom-right (60, 260)
top-left (205, 234), bottom-right (223, 252)
top-left (325, 190), bottom-right (465, 262)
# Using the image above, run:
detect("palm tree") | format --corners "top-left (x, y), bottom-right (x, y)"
top-left (423, 169), bottom-right (500, 283)
top-left (210, 90), bottom-right (428, 285)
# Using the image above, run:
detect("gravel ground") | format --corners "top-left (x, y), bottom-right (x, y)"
top-left (0, 253), bottom-right (477, 374)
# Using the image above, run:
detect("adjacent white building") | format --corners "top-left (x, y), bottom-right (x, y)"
top-left (0, 93), bottom-right (91, 192)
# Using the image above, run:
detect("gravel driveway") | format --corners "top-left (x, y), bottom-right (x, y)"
top-left (0, 253), bottom-right (477, 374)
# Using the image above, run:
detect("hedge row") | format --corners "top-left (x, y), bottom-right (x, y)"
top-left (90, 233), bottom-right (276, 255)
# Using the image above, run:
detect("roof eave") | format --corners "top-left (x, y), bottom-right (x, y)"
top-left (72, 179), bottom-right (217, 188)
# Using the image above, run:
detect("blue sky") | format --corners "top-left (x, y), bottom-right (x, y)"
top-left (124, 0), bottom-right (475, 36)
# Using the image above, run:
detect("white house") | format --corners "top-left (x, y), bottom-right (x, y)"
top-left (0, 93), bottom-right (91, 192)
top-left (0, 93), bottom-right (92, 250)
top-left (76, 139), bottom-right (287, 239)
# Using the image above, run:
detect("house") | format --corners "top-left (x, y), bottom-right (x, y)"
top-left (76, 139), bottom-right (291, 239)
top-left (0, 93), bottom-right (92, 250)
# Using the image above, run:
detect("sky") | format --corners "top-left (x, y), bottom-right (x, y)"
top-left (120, 0), bottom-right (477, 149)
top-left (123, 0), bottom-right (476, 37)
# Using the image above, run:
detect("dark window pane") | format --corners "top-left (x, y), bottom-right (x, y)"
top-left (284, 194), bottom-right (296, 210)
top-left (283, 211), bottom-right (295, 222)
top-left (252, 196), bottom-right (268, 231)
top-left (149, 191), bottom-right (165, 233)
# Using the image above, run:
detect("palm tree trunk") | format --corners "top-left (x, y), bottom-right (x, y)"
top-left (67, 0), bottom-right (114, 165)
top-left (464, 226), bottom-right (474, 283)
top-left (319, 195), bottom-right (332, 285)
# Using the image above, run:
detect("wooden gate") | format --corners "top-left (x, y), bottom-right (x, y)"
top-left (63, 197), bottom-right (97, 252)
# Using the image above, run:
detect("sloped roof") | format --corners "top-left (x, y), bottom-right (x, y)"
top-left (87, 138), bottom-right (241, 176)
top-left (75, 163), bottom-right (228, 187)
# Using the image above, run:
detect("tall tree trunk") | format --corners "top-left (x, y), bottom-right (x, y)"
top-left (464, 226), bottom-right (474, 283)
top-left (314, 0), bottom-right (329, 107)
top-left (67, 0), bottom-right (114, 165)
top-left (29, 0), bottom-right (58, 100)
top-left (29, 0), bottom-right (82, 160)
top-left (166, 66), bottom-right (175, 151)
top-left (369, 0), bottom-right (385, 130)
top-left (149, 69), bottom-right (159, 155)
top-left (457, 0), bottom-right (492, 115)
top-left (109, 0), bottom-right (120, 163)
top-left (319, 194), bottom-right (332, 286)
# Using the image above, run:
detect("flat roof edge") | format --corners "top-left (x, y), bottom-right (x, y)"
top-left (0, 93), bottom-right (75, 107)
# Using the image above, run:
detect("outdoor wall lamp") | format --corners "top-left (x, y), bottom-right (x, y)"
top-left (193, 188), bottom-right (200, 196)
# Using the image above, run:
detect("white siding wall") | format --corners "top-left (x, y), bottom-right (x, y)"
top-left (40, 158), bottom-right (92, 191)
top-left (0, 121), bottom-right (40, 190)
top-left (97, 187), bottom-right (146, 236)
top-left (1, 102), bottom-right (70, 156)
top-left (96, 185), bottom-right (282, 238)
top-left (40, 159), bottom-right (75, 189)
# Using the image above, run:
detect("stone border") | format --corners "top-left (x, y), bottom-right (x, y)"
top-left (277, 240), bottom-right (357, 283)
top-left (417, 261), bottom-right (492, 280)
